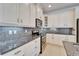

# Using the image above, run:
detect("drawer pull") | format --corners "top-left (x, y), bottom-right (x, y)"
top-left (35, 53), bottom-right (37, 56)
top-left (17, 18), bottom-right (19, 23)
top-left (14, 50), bottom-right (21, 55)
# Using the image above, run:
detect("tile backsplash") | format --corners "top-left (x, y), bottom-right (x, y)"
top-left (56, 28), bottom-right (73, 34)
top-left (0, 26), bottom-right (32, 54)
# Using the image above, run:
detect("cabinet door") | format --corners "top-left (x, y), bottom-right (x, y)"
top-left (23, 41), bottom-right (35, 56)
top-left (75, 6), bottom-right (79, 19)
top-left (46, 34), bottom-right (53, 43)
top-left (47, 16), bottom-right (53, 27)
top-left (30, 4), bottom-right (36, 27)
top-left (37, 6), bottom-right (42, 18)
top-left (67, 35), bottom-right (76, 43)
top-left (57, 10), bottom-right (74, 27)
top-left (31, 38), bottom-right (40, 56)
top-left (47, 14), bottom-right (60, 27)
top-left (34, 37), bottom-right (40, 56)
top-left (19, 4), bottom-right (30, 27)
top-left (3, 42), bottom-right (34, 56)
top-left (3, 45), bottom-right (25, 56)
top-left (46, 34), bottom-right (64, 46)
top-left (2, 3), bottom-right (18, 24)
top-left (0, 4), bottom-right (3, 23)
top-left (36, 6), bottom-right (39, 18)
top-left (54, 34), bottom-right (65, 46)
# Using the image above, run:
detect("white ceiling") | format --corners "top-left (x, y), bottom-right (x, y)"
top-left (39, 3), bottom-right (79, 14)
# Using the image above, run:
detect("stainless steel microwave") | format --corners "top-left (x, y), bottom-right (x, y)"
top-left (35, 18), bottom-right (42, 28)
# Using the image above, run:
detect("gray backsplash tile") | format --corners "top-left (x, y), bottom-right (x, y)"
top-left (0, 26), bottom-right (32, 54)
top-left (56, 28), bottom-right (73, 34)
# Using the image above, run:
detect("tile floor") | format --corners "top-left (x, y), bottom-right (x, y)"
top-left (40, 41), bottom-right (67, 56)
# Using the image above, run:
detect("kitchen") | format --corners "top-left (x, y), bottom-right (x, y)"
top-left (0, 3), bottom-right (79, 56)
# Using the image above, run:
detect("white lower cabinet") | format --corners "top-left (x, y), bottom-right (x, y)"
top-left (24, 37), bottom-right (40, 56)
top-left (46, 34), bottom-right (76, 45)
top-left (3, 45), bottom-right (25, 56)
top-left (34, 37), bottom-right (40, 56)
top-left (46, 34), bottom-right (53, 43)
top-left (46, 34), bottom-right (64, 46)
top-left (23, 41), bottom-right (34, 56)
top-left (65, 35), bottom-right (76, 43)
top-left (3, 37), bottom-right (40, 56)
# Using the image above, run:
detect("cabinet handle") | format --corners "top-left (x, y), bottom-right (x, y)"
top-left (17, 18), bottom-right (19, 23)
top-left (14, 50), bottom-right (21, 55)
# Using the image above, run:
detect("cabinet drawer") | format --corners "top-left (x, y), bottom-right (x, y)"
top-left (13, 50), bottom-right (24, 56)
top-left (67, 36), bottom-right (76, 43)
top-left (3, 48), bottom-right (24, 56)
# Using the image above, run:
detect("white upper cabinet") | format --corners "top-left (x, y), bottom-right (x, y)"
top-left (27, 4), bottom-right (43, 27)
top-left (37, 6), bottom-right (41, 18)
top-left (47, 9), bottom-right (74, 28)
top-left (75, 6), bottom-right (79, 19)
top-left (2, 4), bottom-right (18, 24)
top-left (58, 10), bottom-right (74, 27)
top-left (19, 4), bottom-right (30, 27)
top-left (0, 3), bottom-right (43, 27)
top-left (0, 4), bottom-right (3, 23)
top-left (48, 16), bottom-right (53, 27)
top-left (0, 3), bottom-right (30, 27)
top-left (58, 10), bottom-right (74, 28)
top-left (36, 5), bottom-right (43, 19)
top-left (29, 4), bottom-right (36, 27)
top-left (48, 14), bottom-right (59, 28)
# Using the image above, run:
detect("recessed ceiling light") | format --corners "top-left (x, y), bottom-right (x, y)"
top-left (48, 5), bottom-right (52, 8)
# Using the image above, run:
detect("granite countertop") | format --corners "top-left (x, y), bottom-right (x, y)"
top-left (32, 35), bottom-right (40, 39)
top-left (1, 35), bottom-right (40, 55)
top-left (63, 41), bottom-right (79, 56)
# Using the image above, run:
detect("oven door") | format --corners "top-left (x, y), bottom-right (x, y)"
top-left (42, 36), bottom-right (46, 50)
top-left (40, 35), bottom-right (46, 54)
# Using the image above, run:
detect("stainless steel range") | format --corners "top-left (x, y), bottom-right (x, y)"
top-left (40, 32), bottom-right (46, 53)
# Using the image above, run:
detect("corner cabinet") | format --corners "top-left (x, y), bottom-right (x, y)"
top-left (3, 37), bottom-right (40, 56)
